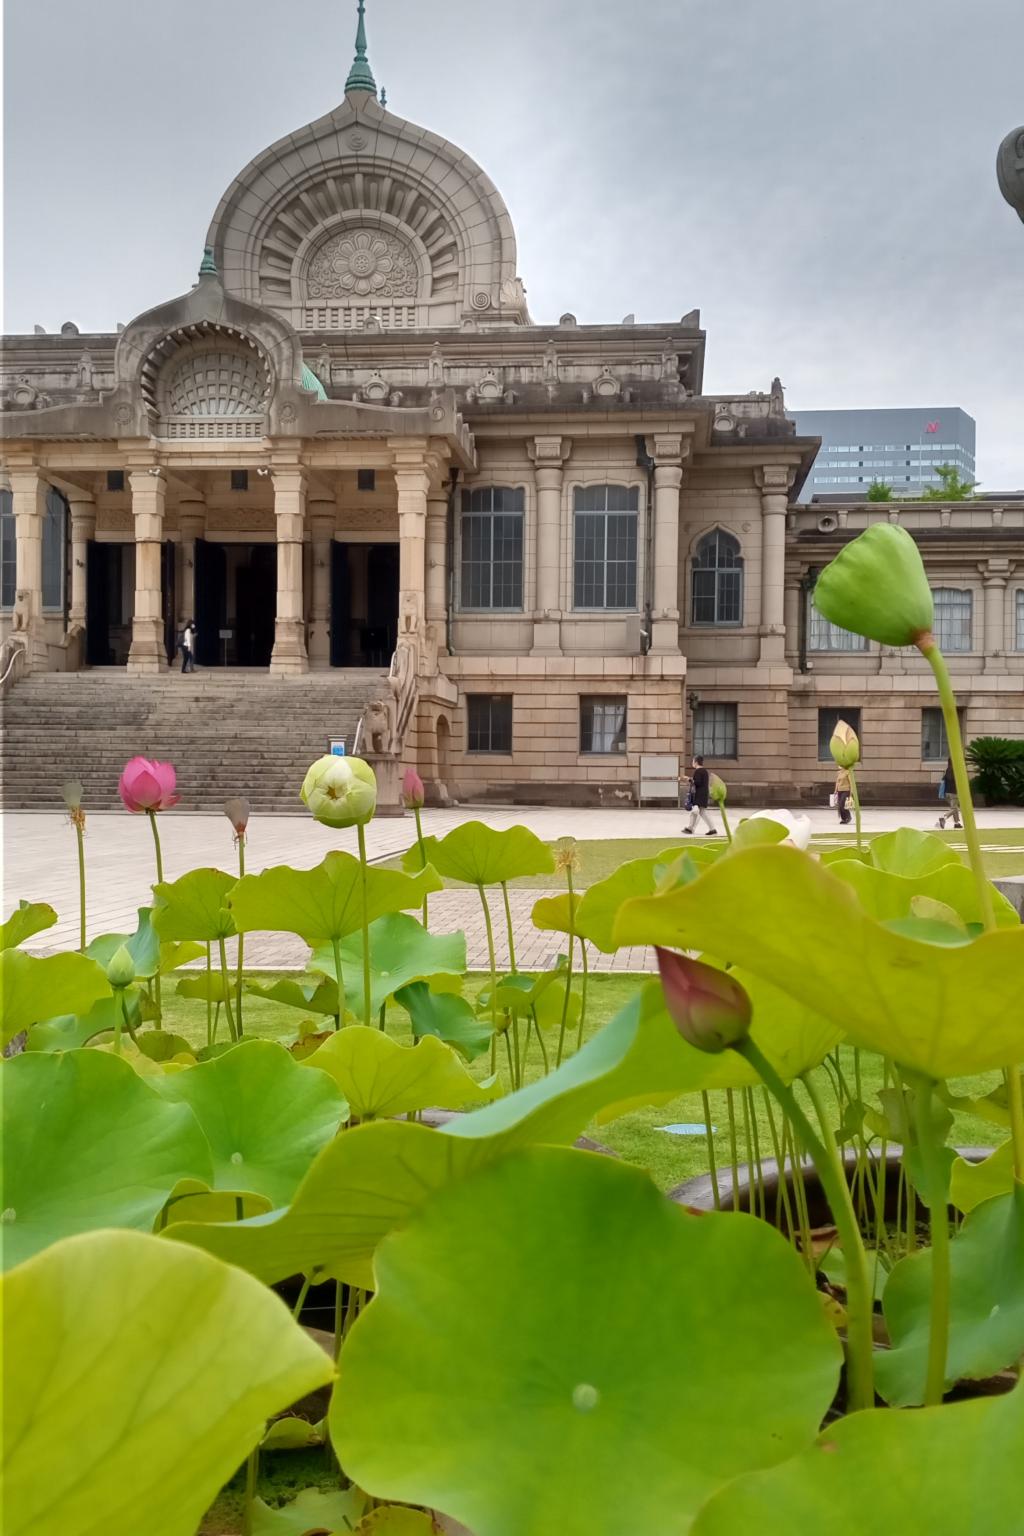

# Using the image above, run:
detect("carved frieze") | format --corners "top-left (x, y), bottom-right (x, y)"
top-left (306, 228), bottom-right (419, 301)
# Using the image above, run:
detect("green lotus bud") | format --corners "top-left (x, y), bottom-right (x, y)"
top-left (829, 719), bottom-right (860, 769)
top-left (708, 773), bottom-right (727, 806)
top-left (106, 944), bottom-right (136, 990)
top-left (656, 948), bottom-right (751, 1054)
top-left (813, 524), bottom-right (934, 648)
top-left (300, 754), bottom-right (377, 829)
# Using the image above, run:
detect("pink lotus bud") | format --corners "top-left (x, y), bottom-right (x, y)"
top-left (402, 767), bottom-right (425, 810)
top-left (656, 948), bottom-right (752, 1054)
top-left (223, 796), bottom-right (251, 837)
top-left (118, 757), bottom-right (180, 814)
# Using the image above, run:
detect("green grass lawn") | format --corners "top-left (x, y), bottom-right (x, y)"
top-left (163, 971), bottom-right (1002, 1194)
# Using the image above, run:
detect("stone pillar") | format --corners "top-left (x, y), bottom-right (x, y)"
top-left (308, 496), bottom-right (336, 668)
top-left (176, 497), bottom-right (205, 629)
top-left (391, 444), bottom-right (431, 651)
top-left (755, 466), bottom-right (792, 666)
top-left (270, 465), bottom-right (309, 674)
top-left (649, 435), bottom-right (686, 654)
top-left (425, 483), bottom-right (449, 656)
top-left (65, 491), bottom-right (95, 628)
top-left (981, 560), bottom-right (1009, 673)
top-left (783, 579), bottom-right (800, 662)
top-left (127, 466), bottom-right (168, 674)
top-left (527, 435), bottom-right (571, 656)
top-left (7, 467), bottom-right (48, 668)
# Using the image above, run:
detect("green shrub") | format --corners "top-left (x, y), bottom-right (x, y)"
top-left (966, 736), bottom-right (1024, 805)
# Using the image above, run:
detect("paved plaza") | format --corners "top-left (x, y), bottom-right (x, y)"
top-left (4, 802), bottom-right (1022, 974)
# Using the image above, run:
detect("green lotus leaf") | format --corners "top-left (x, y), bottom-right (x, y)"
top-left (0, 899), bottom-right (58, 950)
top-left (530, 890), bottom-right (580, 936)
top-left (158, 1178), bottom-right (273, 1227)
top-left (614, 845), bottom-right (1024, 1077)
top-left (309, 912), bottom-right (467, 1013)
top-left (85, 907), bottom-right (163, 978)
top-left (229, 852), bottom-right (441, 945)
top-left (1, 1229), bottom-right (333, 1536)
top-left (875, 1186), bottom-right (1024, 1406)
top-left (258, 1416), bottom-right (325, 1452)
top-left (400, 833), bottom-right (441, 875)
top-left (0, 949), bottom-right (111, 1047)
top-left (828, 859), bottom-right (1018, 928)
top-left (394, 980), bottom-right (494, 1061)
top-left (728, 817), bottom-right (790, 852)
top-left (135, 1030), bottom-right (195, 1062)
top-left (0, 1049), bottom-right (212, 1268)
top-left (426, 820), bottom-right (554, 885)
top-left (27, 988), bottom-right (144, 1052)
top-left (691, 1384), bottom-right (1024, 1535)
top-left (332, 1147), bottom-right (841, 1535)
top-left (574, 844), bottom-right (718, 952)
top-left (152, 868), bottom-right (237, 942)
top-left (150, 1040), bottom-right (347, 1206)
top-left (176, 971), bottom-right (232, 1004)
top-left (355, 1511), bottom-right (438, 1535)
top-left (250, 1486), bottom-right (368, 1536)
top-left (302, 1025), bottom-right (498, 1118)
top-left (866, 827), bottom-right (962, 877)
top-left (159, 939), bottom-right (206, 973)
top-left (246, 976), bottom-right (340, 1015)
top-left (949, 1140), bottom-right (1015, 1214)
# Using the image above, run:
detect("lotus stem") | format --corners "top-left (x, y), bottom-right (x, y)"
top-left (205, 942), bottom-right (214, 1048)
top-left (701, 1091), bottom-right (721, 1210)
top-left (740, 1049), bottom-right (874, 1411)
top-left (75, 820), bottom-right (87, 950)
top-left (911, 1075), bottom-right (952, 1405)
top-left (918, 639), bottom-right (993, 928)
top-left (235, 837), bottom-right (245, 1037)
top-left (761, 1089), bottom-right (796, 1240)
top-left (331, 935), bottom-right (346, 1030)
top-left (478, 884), bottom-right (500, 1068)
top-left (147, 811), bottom-right (165, 1026)
top-left (725, 1089), bottom-right (740, 1212)
top-left (501, 881), bottom-right (517, 973)
top-left (413, 804), bottom-right (429, 926)
top-left (718, 803), bottom-right (733, 843)
top-left (576, 941), bottom-right (589, 1054)
top-left (113, 990), bottom-right (130, 1056)
top-left (847, 764), bottom-right (863, 852)
top-left (531, 1009), bottom-right (549, 1076)
top-left (217, 937), bottom-right (237, 1040)
top-left (746, 1087), bottom-right (767, 1220)
top-left (556, 877), bottom-right (577, 1069)
top-left (356, 823), bottom-right (373, 1028)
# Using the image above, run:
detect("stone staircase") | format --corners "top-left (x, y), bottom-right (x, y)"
top-left (0, 669), bottom-right (389, 811)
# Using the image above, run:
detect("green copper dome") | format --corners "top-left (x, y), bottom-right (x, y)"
top-left (301, 364), bottom-right (328, 402)
top-left (345, 0), bottom-right (377, 95)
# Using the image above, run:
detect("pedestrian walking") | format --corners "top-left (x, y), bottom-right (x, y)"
top-left (833, 763), bottom-right (853, 825)
top-left (181, 620), bottom-right (196, 674)
top-left (683, 756), bottom-right (718, 836)
top-left (936, 756), bottom-right (963, 829)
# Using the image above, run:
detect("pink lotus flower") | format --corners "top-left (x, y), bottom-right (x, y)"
top-left (656, 948), bottom-right (751, 1054)
top-left (118, 757), bottom-right (180, 814)
top-left (402, 767), bottom-right (425, 810)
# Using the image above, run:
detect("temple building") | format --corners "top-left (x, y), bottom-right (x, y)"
top-left (2, 5), bottom-right (1022, 809)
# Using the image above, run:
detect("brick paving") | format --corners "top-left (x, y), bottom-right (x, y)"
top-left (4, 803), bottom-right (1022, 974)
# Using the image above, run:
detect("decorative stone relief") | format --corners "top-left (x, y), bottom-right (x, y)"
top-left (592, 367), bottom-right (620, 398)
top-left (306, 228), bottom-right (419, 301)
top-left (0, 377), bottom-right (51, 411)
top-left (359, 370), bottom-right (391, 402)
top-left (474, 369), bottom-right (502, 399)
top-left (161, 347), bottom-right (269, 418)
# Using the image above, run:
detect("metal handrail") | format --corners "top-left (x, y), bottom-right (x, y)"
top-left (0, 636), bottom-right (27, 698)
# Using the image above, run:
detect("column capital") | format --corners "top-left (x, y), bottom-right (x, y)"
top-left (651, 433), bottom-right (691, 467)
top-left (979, 558), bottom-right (1010, 585)
top-left (527, 435), bottom-right (572, 465)
top-left (270, 463), bottom-right (306, 491)
top-left (7, 466), bottom-right (46, 501)
top-left (754, 464), bottom-right (795, 496)
top-left (653, 462), bottom-right (684, 491)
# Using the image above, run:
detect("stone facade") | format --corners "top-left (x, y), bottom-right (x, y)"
top-left (2, 16), bottom-right (1022, 806)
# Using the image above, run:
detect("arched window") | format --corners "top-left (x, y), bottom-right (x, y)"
top-left (691, 529), bottom-right (743, 626)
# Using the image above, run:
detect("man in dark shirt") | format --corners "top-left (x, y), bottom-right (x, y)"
top-left (683, 756), bottom-right (718, 835)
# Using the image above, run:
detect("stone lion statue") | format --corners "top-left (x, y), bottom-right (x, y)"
top-left (363, 696), bottom-right (396, 755)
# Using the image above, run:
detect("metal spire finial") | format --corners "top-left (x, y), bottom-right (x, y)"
top-left (199, 246), bottom-right (218, 277)
top-left (345, 0), bottom-right (377, 95)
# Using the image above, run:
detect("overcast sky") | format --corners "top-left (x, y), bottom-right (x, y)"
top-left (4, 0), bottom-right (1022, 486)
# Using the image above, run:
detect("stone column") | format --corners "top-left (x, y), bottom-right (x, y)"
top-left (176, 496), bottom-right (205, 629)
top-left (425, 483), bottom-right (449, 656)
top-left (270, 465), bottom-right (309, 674)
top-left (981, 559), bottom-right (1009, 673)
top-left (527, 435), bottom-right (571, 656)
top-left (783, 578), bottom-right (800, 662)
top-left (649, 435), bottom-right (686, 654)
top-left (755, 465), bottom-right (792, 666)
top-left (391, 444), bottom-right (431, 650)
top-left (307, 496), bottom-right (336, 668)
top-left (127, 466), bottom-right (168, 674)
top-left (7, 467), bottom-right (48, 668)
top-left (65, 490), bottom-right (95, 629)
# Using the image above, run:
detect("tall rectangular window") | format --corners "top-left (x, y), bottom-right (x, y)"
top-left (818, 707), bottom-right (862, 761)
top-left (467, 694), bottom-right (513, 754)
top-left (573, 484), bottom-right (639, 609)
top-left (1016, 590), bottom-right (1024, 651)
top-left (0, 490), bottom-right (15, 609)
top-left (922, 707), bottom-right (965, 762)
top-left (807, 597), bottom-right (869, 651)
top-left (460, 486), bottom-right (524, 610)
top-left (580, 696), bottom-right (627, 754)
top-left (41, 489), bottom-right (67, 612)
top-left (933, 588), bottom-right (973, 652)
top-left (693, 702), bottom-right (738, 759)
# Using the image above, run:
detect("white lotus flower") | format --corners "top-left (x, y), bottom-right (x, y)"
top-left (746, 809), bottom-right (812, 850)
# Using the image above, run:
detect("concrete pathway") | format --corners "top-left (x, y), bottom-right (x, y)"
top-left (4, 803), bottom-right (1022, 973)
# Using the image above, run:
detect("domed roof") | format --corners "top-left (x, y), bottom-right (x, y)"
top-left (205, 5), bottom-right (528, 333)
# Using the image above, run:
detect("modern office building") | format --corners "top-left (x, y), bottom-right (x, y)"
top-left (792, 408), bottom-right (976, 499)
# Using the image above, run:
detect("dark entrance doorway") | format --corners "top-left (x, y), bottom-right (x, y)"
top-left (330, 541), bottom-right (399, 666)
top-left (194, 540), bottom-right (276, 667)
top-left (86, 542), bottom-right (134, 665)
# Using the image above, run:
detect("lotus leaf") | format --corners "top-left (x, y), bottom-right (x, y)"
top-left (246, 975), bottom-right (340, 1015)
top-left (176, 971), bottom-right (233, 1004)
top-left (728, 816), bottom-right (790, 851)
top-left (614, 845), bottom-right (1024, 1077)
top-left (0, 1049), bottom-right (212, 1268)
top-left (332, 1147), bottom-right (841, 1536)
top-left (152, 868), bottom-right (237, 941)
top-left (250, 1486), bottom-right (368, 1536)
top-left (158, 1178), bottom-right (273, 1227)
top-left (530, 890), bottom-right (580, 936)
top-left (394, 979), bottom-right (494, 1061)
top-left (309, 912), bottom-right (468, 1012)
top-left (400, 833), bottom-right (442, 874)
top-left (875, 1185), bottom-right (1024, 1405)
top-left (425, 820), bottom-right (554, 885)
top-left (159, 939), bottom-right (206, 973)
top-left (828, 857), bottom-right (1019, 928)
top-left (27, 989), bottom-right (143, 1052)
top-left (1, 1229), bottom-right (333, 1536)
top-left (355, 1511), bottom-right (438, 1535)
top-left (1, 949), bottom-right (111, 1048)
top-left (574, 844), bottom-right (716, 952)
top-left (0, 899), bottom-right (58, 950)
top-left (949, 1140), bottom-right (1015, 1213)
top-left (692, 1383), bottom-right (1024, 1534)
top-left (151, 1040), bottom-right (347, 1205)
top-left (229, 852), bottom-right (441, 944)
top-left (865, 827), bottom-right (963, 877)
top-left (85, 907), bottom-right (162, 977)
top-left (302, 1025), bottom-right (498, 1118)
top-left (136, 1030), bottom-right (195, 1061)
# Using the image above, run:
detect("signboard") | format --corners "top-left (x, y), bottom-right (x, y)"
top-left (218, 628), bottom-right (233, 640)
top-left (330, 740), bottom-right (347, 757)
